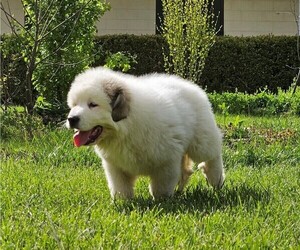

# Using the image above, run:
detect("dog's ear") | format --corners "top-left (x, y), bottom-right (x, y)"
top-left (103, 81), bottom-right (130, 122)
top-left (110, 89), bottom-right (129, 122)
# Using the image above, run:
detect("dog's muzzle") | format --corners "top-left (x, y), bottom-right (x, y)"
top-left (68, 116), bottom-right (80, 129)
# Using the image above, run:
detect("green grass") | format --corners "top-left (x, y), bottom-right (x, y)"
top-left (1, 114), bottom-right (300, 249)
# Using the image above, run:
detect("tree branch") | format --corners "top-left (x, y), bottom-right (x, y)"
top-left (38, 0), bottom-right (94, 42)
top-left (35, 0), bottom-right (97, 66)
top-left (20, 0), bottom-right (35, 29)
top-left (0, 2), bottom-right (34, 40)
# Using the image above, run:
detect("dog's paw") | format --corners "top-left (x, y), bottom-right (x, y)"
top-left (198, 162), bottom-right (225, 189)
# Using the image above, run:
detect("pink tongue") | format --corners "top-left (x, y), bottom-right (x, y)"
top-left (73, 130), bottom-right (92, 147)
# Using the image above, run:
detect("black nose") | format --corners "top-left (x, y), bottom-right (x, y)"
top-left (68, 116), bottom-right (80, 128)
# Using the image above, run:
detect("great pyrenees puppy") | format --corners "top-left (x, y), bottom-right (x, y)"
top-left (67, 67), bottom-right (225, 199)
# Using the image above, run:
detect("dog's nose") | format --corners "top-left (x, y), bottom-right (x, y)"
top-left (68, 116), bottom-right (80, 128)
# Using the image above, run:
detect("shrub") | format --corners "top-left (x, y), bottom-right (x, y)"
top-left (104, 52), bottom-right (137, 72)
top-left (161, 0), bottom-right (216, 83)
top-left (0, 108), bottom-right (45, 140)
top-left (93, 35), bottom-right (298, 94)
top-left (93, 34), bottom-right (165, 75)
top-left (1, 0), bottom-right (110, 114)
top-left (0, 35), bottom-right (27, 106)
top-left (31, 0), bottom-right (110, 112)
top-left (201, 36), bottom-right (298, 93)
top-left (208, 87), bottom-right (300, 116)
top-left (1, 34), bottom-right (298, 108)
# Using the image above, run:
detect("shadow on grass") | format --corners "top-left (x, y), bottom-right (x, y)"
top-left (113, 182), bottom-right (271, 215)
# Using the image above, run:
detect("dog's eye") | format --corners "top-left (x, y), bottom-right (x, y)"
top-left (88, 102), bottom-right (98, 108)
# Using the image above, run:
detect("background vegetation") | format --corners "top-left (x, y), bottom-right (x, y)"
top-left (0, 0), bottom-right (110, 113)
top-left (209, 86), bottom-right (300, 116)
top-left (95, 35), bottom-right (299, 93)
top-left (2, 35), bottom-right (298, 107)
top-left (202, 35), bottom-right (299, 93)
top-left (161, 0), bottom-right (216, 83)
top-left (70, 34), bottom-right (300, 94)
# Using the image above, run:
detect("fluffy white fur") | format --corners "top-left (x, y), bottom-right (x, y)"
top-left (67, 67), bottom-right (225, 199)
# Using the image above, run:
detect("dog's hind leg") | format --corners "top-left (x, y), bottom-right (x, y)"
top-left (149, 162), bottom-right (181, 199)
top-left (198, 155), bottom-right (225, 189)
top-left (177, 154), bottom-right (194, 192)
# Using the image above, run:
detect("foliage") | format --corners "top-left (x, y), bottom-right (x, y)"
top-left (0, 34), bottom-right (27, 106)
top-left (93, 34), bottom-right (166, 75)
top-left (93, 35), bottom-right (298, 93)
top-left (1, 114), bottom-right (299, 248)
top-left (161, 0), bottom-right (217, 83)
top-left (0, 0), bottom-right (110, 113)
top-left (104, 52), bottom-right (137, 72)
top-left (0, 108), bottom-right (44, 140)
top-left (2, 34), bottom-right (299, 107)
top-left (202, 35), bottom-right (298, 93)
top-left (30, 0), bottom-right (110, 107)
top-left (209, 86), bottom-right (300, 116)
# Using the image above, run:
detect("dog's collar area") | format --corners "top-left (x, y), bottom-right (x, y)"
top-left (73, 126), bottom-right (103, 147)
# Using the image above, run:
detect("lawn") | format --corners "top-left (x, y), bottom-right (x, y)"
top-left (1, 114), bottom-right (299, 249)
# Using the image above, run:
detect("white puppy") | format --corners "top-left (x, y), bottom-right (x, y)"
top-left (67, 67), bottom-right (225, 199)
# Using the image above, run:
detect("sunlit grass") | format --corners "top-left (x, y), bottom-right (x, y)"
top-left (1, 114), bottom-right (299, 249)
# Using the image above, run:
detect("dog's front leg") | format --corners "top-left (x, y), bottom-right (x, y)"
top-left (102, 161), bottom-right (136, 199)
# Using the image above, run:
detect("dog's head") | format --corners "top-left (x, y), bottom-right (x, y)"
top-left (66, 67), bottom-right (130, 147)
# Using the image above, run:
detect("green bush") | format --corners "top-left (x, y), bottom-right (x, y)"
top-left (1, 34), bottom-right (298, 107)
top-left (0, 35), bottom-right (27, 106)
top-left (93, 34), bottom-right (165, 75)
top-left (161, 0), bottom-right (216, 83)
top-left (30, 0), bottom-right (110, 109)
top-left (0, 108), bottom-right (45, 140)
top-left (104, 51), bottom-right (137, 72)
top-left (201, 36), bottom-right (298, 93)
top-left (1, 0), bottom-right (110, 114)
top-left (93, 35), bottom-right (298, 93)
top-left (208, 87), bottom-right (300, 116)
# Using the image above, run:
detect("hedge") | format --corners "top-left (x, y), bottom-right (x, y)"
top-left (92, 34), bottom-right (166, 75)
top-left (93, 35), bottom-right (298, 93)
top-left (202, 36), bottom-right (298, 93)
top-left (208, 87), bottom-right (300, 116)
top-left (1, 34), bottom-right (298, 106)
